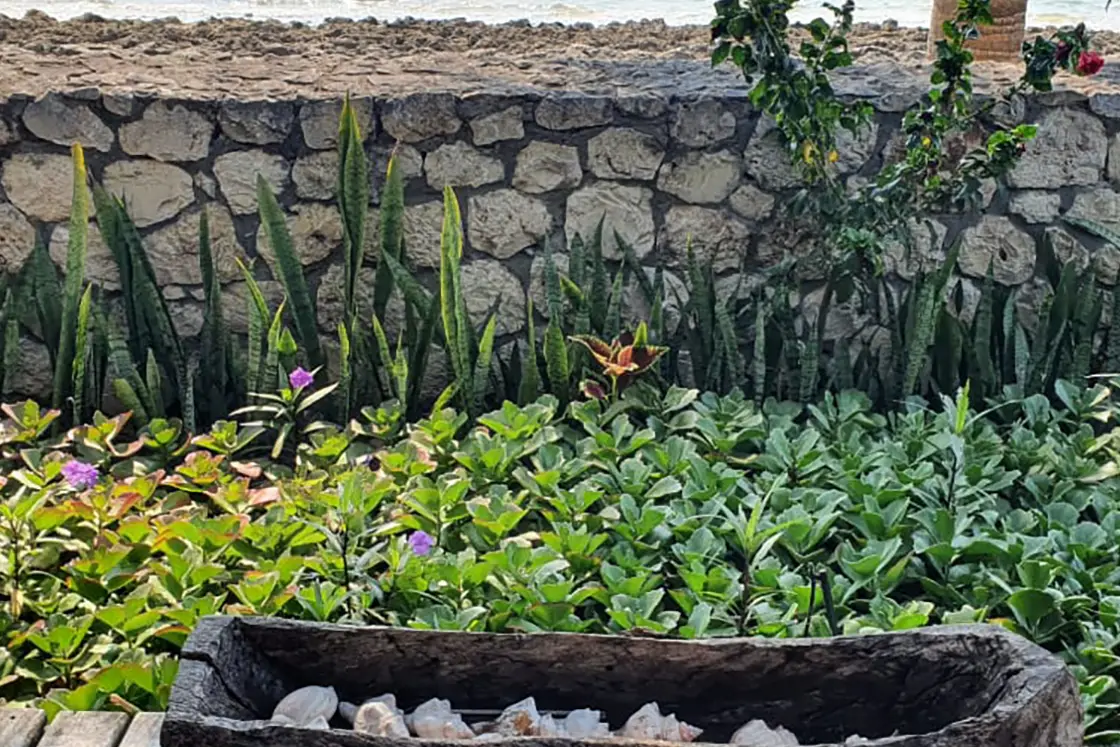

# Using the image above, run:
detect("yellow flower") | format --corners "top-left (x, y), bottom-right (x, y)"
top-left (922, 136), bottom-right (932, 148)
top-left (828, 150), bottom-right (839, 163)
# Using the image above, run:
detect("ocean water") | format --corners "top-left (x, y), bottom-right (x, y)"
top-left (1, 0), bottom-right (1117, 30)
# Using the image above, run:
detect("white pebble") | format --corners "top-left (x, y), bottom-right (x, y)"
top-left (271, 685), bottom-right (338, 728)
top-left (730, 719), bottom-right (800, 746)
top-left (355, 699), bottom-right (410, 737)
top-left (304, 715), bottom-right (331, 730)
top-left (496, 696), bottom-right (543, 736)
top-left (564, 708), bottom-right (611, 739)
top-left (409, 697), bottom-right (475, 739)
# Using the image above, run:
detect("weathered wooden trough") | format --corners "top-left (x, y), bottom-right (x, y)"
top-left (162, 616), bottom-right (1082, 747)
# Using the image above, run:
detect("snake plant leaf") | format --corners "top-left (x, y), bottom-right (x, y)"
top-left (53, 143), bottom-right (89, 416)
top-left (257, 175), bottom-right (322, 368)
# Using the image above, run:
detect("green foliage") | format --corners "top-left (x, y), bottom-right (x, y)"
top-left (238, 259), bottom-right (272, 396)
top-left (438, 187), bottom-right (496, 417)
top-left (700, 0), bottom-right (1103, 412)
top-left (70, 285), bottom-right (94, 424)
top-left (902, 240), bottom-right (963, 398)
top-left (712, 0), bottom-right (1067, 274)
top-left (52, 144), bottom-right (89, 417)
top-left (197, 208), bottom-right (230, 424)
top-left (338, 95), bottom-right (370, 326)
top-left (232, 369), bottom-right (339, 461)
top-left (257, 175), bottom-right (322, 370)
top-left (336, 96), bottom-right (373, 416)
top-left (2, 381), bottom-right (1120, 740)
top-left (376, 149), bottom-right (406, 321)
top-left (93, 190), bottom-right (193, 431)
top-left (518, 300), bottom-right (541, 406)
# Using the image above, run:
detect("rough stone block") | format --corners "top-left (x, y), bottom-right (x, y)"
top-left (219, 100), bottom-right (295, 145)
top-left (425, 142), bottom-right (504, 189)
top-left (293, 151), bottom-right (340, 201)
top-left (728, 184), bottom-right (775, 223)
top-left (300, 97), bottom-right (375, 149)
top-left (535, 95), bottom-right (612, 131)
top-left (102, 159), bottom-right (195, 227)
top-left (214, 150), bottom-right (290, 214)
top-left (468, 190), bottom-right (552, 260)
top-left (744, 124), bottom-right (801, 192)
top-left (101, 92), bottom-right (135, 117)
top-left (566, 182), bottom-right (654, 260)
top-left (1, 153), bottom-right (90, 223)
top-left (1009, 191), bottom-right (1061, 224)
top-left (223, 279), bottom-right (286, 334)
top-left (6, 338), bottom-right (52, 402)
top-left (363, 201), bottom-right (443, 269)
top-left (883, 219), bottom-right (949, 281)
top-left (381, 94), bottom-right (460, 143)
top-left (1045, 226), bottom-right (1090, 273)
top-left (657, 150), bottom-right (741, 204)
top-left (461, 259), bottom-right (527, 336)
top-left (671, 99), bottom-right (737, 147)
top-left (587, 129), bottom-right (664, 181)
top-left (120, 101), bottom-right (214, 162)
top-left (512, 142), bottom-right (581, 194)
top-left (660, 205), bottom-right (750, 272)
top-left (317, 262), bottom-right (375, 333)
top-left (0, 203), bottom-right (36, 275)
top-left (1109, 134), bottom-right (1120, 185)
top-left (615, 94), bottom-right (669, 120)
top-left (957, 216), bottom-right (1036, 286)
top-left (469, 106), bottom-right (524, 146)
top-left (144, 206), bottom-right (245, 286)
top-left (1008, 108), bottom-right (1106, 189)
top-left (22, 93), bottom-right (114, 152)
top-left (0, 118), bottom-right (17, 146)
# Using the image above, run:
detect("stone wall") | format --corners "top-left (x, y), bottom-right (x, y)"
top-left (2, 62), bottom-right (1120, 399)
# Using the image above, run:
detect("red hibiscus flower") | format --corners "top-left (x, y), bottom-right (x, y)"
top-left (1077, 50), bottom-right (1105, 77)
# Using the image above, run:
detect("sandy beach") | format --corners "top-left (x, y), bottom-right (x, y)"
top-left (1, 13), bottom-right (1120, 98)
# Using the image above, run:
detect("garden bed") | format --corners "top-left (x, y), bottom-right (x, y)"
top-left (162, 616), bottom-right (1082, 747)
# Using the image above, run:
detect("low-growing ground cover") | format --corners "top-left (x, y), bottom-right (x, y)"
top-left (1, 378), bottom-right (1119, 739)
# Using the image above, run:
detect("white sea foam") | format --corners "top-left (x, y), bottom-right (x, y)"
top-left (0, 0), bottom-right (1116, 30)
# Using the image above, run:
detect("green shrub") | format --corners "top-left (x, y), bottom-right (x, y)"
top-left (0, 379), bottom-right (1119, 737)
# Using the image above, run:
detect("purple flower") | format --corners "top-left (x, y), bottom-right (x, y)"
top-left (288, 367), bottom-right (315, 390)
top-left (61, 460), bottom-right (99, 490)
top-left (408, 530), bottom-right (435, 557)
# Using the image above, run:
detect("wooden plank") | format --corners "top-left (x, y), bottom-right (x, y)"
top-left (0, 708), bottom-right (47, 747)
top-left (38, 712), bottom-right (131, 747)
top-left (118, 713), bottom-right (164, 747)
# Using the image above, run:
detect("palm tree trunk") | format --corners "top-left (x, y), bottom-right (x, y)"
top-left (928, 0), bottom-right (1027, 62)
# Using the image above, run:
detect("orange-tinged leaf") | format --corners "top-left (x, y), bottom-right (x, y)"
top-left (569, 334), bottom-right (613, 361)
top-left (248, 486), bottom-right (281, 507)
top-left (112, 439), bottom-right (145, 458)
top-left (109, 491), bottom-right (144, 519)
top-left (231, 461), bottom-right (263, 479)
